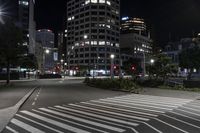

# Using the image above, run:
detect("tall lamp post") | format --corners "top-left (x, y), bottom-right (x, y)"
top-left (142, 51), bottom-right (146, 77)
top-left (42, 49), bottom-right (50, 74)
top-left (110, 54), bottom-right (115, 79)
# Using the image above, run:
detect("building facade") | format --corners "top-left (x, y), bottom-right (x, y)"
top-left (121, 17), bottom-right (147, 35)
top-left (0, 0), bottom-right (36, 54)
top-left (120, 17), bottom-right (152, 62)
top-left (36, 29), bottom-right (58, 73)
top-left (66, 0), bottom-right (120, 74)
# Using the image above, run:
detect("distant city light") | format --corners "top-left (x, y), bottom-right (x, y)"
top-left (84, 35), bottom-right (88, 39)
top-left (110, 54), bottom-right (115, 59)
top-left (122, 17), bottom-right (129, 21)
top-left (45, 49), bottom-right (50, 54)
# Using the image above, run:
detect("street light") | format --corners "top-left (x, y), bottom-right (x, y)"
top-left (142, 51), bottom-right (146, 77)
top-left (42, 49), bottom-right (50, 74)
top-left (150, 59), bottom-right (155, 65)
top-left (110, 54), bottom-right (115, 79)
top-left (45, 49), bottom-right (50, 54)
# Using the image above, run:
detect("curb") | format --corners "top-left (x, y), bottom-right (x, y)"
top-left (0, 87), bottom-right (37, 132)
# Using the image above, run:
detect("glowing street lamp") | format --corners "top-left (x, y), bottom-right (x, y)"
top-left (110, 54), bottom-right (115, 79)
top-left (45, 49), bottom-right (50, 54)
top-left (150, 59), bottom-right (155, 64)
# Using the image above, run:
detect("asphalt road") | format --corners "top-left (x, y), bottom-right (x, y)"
top-left (2, 78), bottom-right (200, 133)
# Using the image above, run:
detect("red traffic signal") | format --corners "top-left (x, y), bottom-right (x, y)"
top-left (131, 65), bottom-right (136, 71)
top-left (75, 66), bottom-right (79, 70)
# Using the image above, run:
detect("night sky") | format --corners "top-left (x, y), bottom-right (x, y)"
top-left (35, 0), bottom-right (200, 45)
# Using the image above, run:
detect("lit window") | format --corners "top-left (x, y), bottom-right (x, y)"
top-left (99, 0), bottom-right (105, 3)
top-left (106, 25), bottom-right (111, 28)
top-left (91, 0), bottom-right (97, 3)
top-left (19, 1), bottom-right (29, 6)
top-left (85, 41), bottom-right (90, 45)
top-left (68, 17), bottom-right (72, 21)
top-left (116, 43), bottom-right (119, 47)
top-left (85, 0), bottom-right (90, 4)
top-left (75, 43), bottom-right (79, 46)
top-left (99, 41), bottom-right (105, 45)
top-left (106, 41), bottom-right (110, 45)
top-left (106, 1), bottom-right (111, 5)
top-left (91, 41), bottom-right (97, 45)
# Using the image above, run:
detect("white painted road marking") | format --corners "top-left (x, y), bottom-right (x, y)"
top-left (4, 94), bottom-right (196, 133)
top-left (55, 105), bottom-right (139, 126)
top-left (21, 110), bottom-right (91, 133)
top-left (11, 118), bottom-right (45, 133)
top-left (5, 126), bottom-right (19, 133)
top-left (39, 108), bottom-right (125, 132)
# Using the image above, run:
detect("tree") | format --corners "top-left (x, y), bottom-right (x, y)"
top-left (179, 46), bottom-right (200, 80)
top-left (147, 54), bottom-right (178, 80)
top-left (0, 21), bottom-right (23, 84)
top-left (19, 54), bottom-right (38, 78)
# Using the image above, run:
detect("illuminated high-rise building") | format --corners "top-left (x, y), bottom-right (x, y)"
top-left (66, 0), bottom-right (120, 74)
top-left (121, 17), bottom-right (147, 35)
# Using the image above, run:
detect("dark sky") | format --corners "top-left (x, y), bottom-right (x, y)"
top-left (35, 0), bottom-right (200, 44)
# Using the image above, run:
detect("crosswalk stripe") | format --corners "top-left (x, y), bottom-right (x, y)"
top-left (154, 118), bottom-right (189, 133)
top-left (105, 98), bottom-right (178, 108)
top-left (122, 96), bottom-right (191, 105)
top-left (55, 105), bottom-right (139, 126)
top-left (108, 96), bottom-right (183, 106)
top-left (5, 126), bottom-right (19, 133)
top-left (100, 99), bottom-right (173, 111)
top-left (128, 94), bottom-right (192, 102)
top-left (91, 100), bottom-right (165, 113)
top-left (176, 108), bottom-right (200, 117)
top-left (162, 114), bottom-right (200, 129)
top-left (69, 104), bottom-right (150, 121)
top-left (186, 104), bottom-right (200, 109)
top-left (39, 108), bottom-right (125, 132)
top-left (11, 118), bottom-right (45, 133)
top-left (181, 106), bottom-right (200, 113)
top-left (32, 109), bottom-right (109, 133)
top-left (49, 107), bottom-right (140, 133)
top-left (169, 111), bottom-right (200, 122)
top-left (81, 102), bottom-right (158, 117)
top-left (20, 111), bottom-right (91, 133)
top-left (16, 114), bottom-right (64, 133)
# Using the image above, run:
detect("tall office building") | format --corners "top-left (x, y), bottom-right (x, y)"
top-left (18, 0), bottom-right (36, 54)
top-left (66, 0), bottom-right (120, 74)
top-left (120, 17), bottom-right (152, 74)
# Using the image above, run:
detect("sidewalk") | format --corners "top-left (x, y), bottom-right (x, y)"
top-left (141, 87), bottom-right (200, 100)
top-left (0, 79), bottom-right (36, 84)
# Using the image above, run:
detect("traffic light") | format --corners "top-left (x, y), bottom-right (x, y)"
top-left (75, 66), bottom-right (79, 70)
top-left (131, 65), bottom-right (136, 71)
top-left (113, 65), bottom-right (117, 69)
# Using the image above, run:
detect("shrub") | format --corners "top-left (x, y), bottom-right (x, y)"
top-left (84, 78), bottom-right (141, 93)
top-left (137, 79), bottom-right (164, 88)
